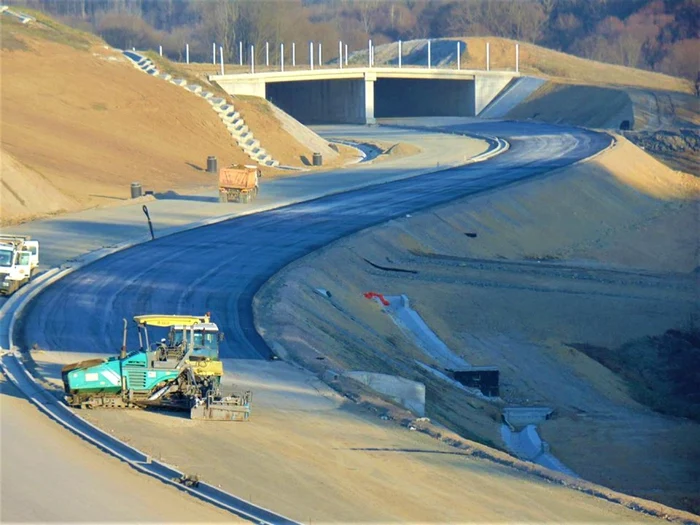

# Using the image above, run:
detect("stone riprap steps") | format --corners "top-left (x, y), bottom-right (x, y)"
top-left (122, 51), bottom-right (279, 168)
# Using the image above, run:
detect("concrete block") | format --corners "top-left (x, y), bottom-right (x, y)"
top-left (157, 73), bottom-right (172, 81)
top-left (503, 407), bottom-right (553, 429)
top-left (200, 91), bottom-right (214, 99)
top-left (146, 69), bottom-right (158, 75)
top-left (344, 371), bottom-right (425, 416)
top-left (186, 84), bottom-right (203, 94)
top-left (228, 126), bottom-right (249, 137)
top-left (222, 112), bottom-right (240, 123)
top-left (171, 79), bottom-right (187, 86)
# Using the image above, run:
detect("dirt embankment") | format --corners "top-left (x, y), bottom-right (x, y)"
top-left (505, 81), bottom-right (700, 173)
top-left (255, 136), bottom-right (700, 514)
top-left (0, 15), bottom-right (357, 225)
top-left (0, 19), bottom-right (247, 225)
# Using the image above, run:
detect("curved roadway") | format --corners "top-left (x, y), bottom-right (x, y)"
top-left (18, 121), bottom-right (611, 358)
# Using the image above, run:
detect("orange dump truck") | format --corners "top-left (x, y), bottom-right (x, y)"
top-left (218, 164), bottom-right (260, 203)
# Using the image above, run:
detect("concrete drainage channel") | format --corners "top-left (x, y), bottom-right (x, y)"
top-left (0, 127), bottom-right (511, 523)
top-left (363, 293), bottom-right (577, 477)
top-left (122, 50), bottom-right (280, 168)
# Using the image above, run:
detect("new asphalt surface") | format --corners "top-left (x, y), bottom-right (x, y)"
top-left (16, 121), bottom-right (611, 359)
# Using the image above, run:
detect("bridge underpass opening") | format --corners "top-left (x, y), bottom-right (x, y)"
top-left (266, 79), bottom-right (369, 125)
top-left (374, 78), bottom-right (475, 118)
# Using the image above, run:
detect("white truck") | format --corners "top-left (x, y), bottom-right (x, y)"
top-left (0, 235), bottom-right (39, 296)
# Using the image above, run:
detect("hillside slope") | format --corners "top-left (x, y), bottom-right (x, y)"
top-left (0, 13), bottom-right (342, 226)
top-left (255, 136), bottom-right (700, 514)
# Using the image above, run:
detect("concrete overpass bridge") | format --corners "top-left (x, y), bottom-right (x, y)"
top-left (210, 68), bottom-right (517, 124)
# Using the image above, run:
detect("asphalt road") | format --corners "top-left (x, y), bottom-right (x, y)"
top-left (17, 121), bottom-right (611, 360)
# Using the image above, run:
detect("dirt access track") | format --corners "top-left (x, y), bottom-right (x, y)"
top-left (256, 133), bottom-right (700, 516)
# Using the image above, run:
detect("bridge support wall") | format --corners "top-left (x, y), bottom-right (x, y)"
top-left (475, 74), bottom-right (514, 115)
top-left (267, 78), bottom-right (375, 124)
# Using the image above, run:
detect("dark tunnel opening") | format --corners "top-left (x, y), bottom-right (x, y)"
top-left (374, 78), bottom-right (475, 118)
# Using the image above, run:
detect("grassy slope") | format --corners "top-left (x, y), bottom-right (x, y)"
top-left (455, 36), bottom-right (693, 93)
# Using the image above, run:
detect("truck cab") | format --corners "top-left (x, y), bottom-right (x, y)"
top-left (0, 237), bottom-right (35, 296)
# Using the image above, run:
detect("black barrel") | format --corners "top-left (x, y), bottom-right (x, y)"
top-left (130, 182), bottom-right (142, 199)
top-left (207, 156), bottom-right (218, 173)
top-left (312, 152), bottom-right (322, 166)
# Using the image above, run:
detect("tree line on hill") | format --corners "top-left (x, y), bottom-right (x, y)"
top-left (5, 0), bottom-right (699, 80)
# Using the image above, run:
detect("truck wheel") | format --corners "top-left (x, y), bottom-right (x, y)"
top-left (253, 186), bottom-right (259, 199)
top-left (218, 193), bottom-right (227, 203)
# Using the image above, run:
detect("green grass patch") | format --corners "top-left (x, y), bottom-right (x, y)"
top-left (1, 7), bottom-right (98, 51)
top-left (0, 24), bottom-right (30, 51)
top-left (142, 51), bottom-right (229, 98)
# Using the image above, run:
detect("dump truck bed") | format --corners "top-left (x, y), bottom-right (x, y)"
top-left (219, 166), bottom-right (258, 190)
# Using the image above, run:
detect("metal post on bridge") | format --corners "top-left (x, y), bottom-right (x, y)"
top-left (212, 42), bottom-right (216, 65)
top-left (158, 45), bottom-right (162, 57)
top-left (250, 44), bottom-right (255, 74)
top-left (398, 40), bottom-right (402, 68)
top-left (266, 41), bottom-right (269, 67)
top-left (185, 43), bottom-right (189, 64)
top-left (280, 43), bottom-right (285, 72)
top-left (318, 42), bottom-right (322, 68)
top-left (309, 41), bottom-right (314, 70)
top-left (345, 44), bottom-right (348, 66)
top-left (515, 43), bottom-right (519, 73)
top-left (219, 45), bottom-right (224, 75)
top-left (292, 42), bottom-right (296, 67)
top-left (239, 41), bottom-right (243, 66)
top-left (368, 39), bottom-right (372, 67)
top-left (338, 41), bottom-right (342, 69)
top-left (427, 39), bottom-right (431, 69)
top-left (457, 41), bottom-right (460, 70)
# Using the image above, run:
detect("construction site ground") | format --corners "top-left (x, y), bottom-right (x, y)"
top-left (6, 129), bottom-right (679, 522)
top-left (0, 375), bottom-right (240, 523)
top-left (3, 13), bottom-right (699, 524)
top-left (256, 131), bottom-right (700, 515)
